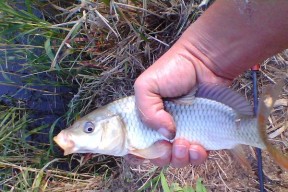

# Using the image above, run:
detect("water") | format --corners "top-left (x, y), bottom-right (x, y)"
top-left (0, 0), bottom-right (77, 146)
top-left (0, 47), bottom-right (74, 144)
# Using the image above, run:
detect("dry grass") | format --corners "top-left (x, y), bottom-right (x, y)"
top-left (63, 0), bottom-right (205, 118)
top-left (1, 0), bottom-right (287, 191)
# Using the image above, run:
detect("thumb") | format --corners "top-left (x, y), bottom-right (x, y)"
top-left (134, 76), bottom-right (176, 140)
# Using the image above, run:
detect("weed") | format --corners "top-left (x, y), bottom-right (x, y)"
top-left (137, 168), bottom-right (207, 192)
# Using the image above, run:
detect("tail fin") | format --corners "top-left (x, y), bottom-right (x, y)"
top-left (258, 81), bottom-right (288, 170)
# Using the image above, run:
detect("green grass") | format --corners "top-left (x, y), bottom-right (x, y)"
top-left (136, 168), bottom-right (207, 192)
top-left (0, 0), bottom-right (80, 190)
top-left (0, 101), bottom-right (42, 190)
top-left (0, 0), bottom-right (86, 120)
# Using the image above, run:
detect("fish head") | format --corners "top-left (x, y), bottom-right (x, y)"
top-left (54, 109), bottom-right (127, 156)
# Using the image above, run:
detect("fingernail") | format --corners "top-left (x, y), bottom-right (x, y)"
top-left (173, 144), bottom-right (188, 159)
top-left (189, 149), bottom-right (199, 161)
top-left (158, 128), bottom-right (175, 140)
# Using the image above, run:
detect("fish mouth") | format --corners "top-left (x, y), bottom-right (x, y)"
top-left (53, 131), bottom-right (75, 156)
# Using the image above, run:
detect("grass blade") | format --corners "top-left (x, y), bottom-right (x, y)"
top-left (160, 172), bottom-right (170, 192)
top-left (44, 37), bottom-right (55, 62)
top-left (195, 178), bottom-right (207, 192)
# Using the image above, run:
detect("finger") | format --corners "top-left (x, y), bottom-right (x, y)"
top-left (189, 144), bottom-right (208, 165)
top-left (134, 76), bottom-right (176, 140)
top-left (171, 139), bottom-right (190, 168)
top-left (150, 140), bottom-right (172, 167)
top-left (124, 154), bottom-right (145, 165)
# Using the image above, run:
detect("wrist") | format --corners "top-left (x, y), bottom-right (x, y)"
top-left (178, 22), bottom-right (249, 82)
top-left (177, 0), bottom-right (288, 82)
top-left (173, 33), bottom-right (233, 86)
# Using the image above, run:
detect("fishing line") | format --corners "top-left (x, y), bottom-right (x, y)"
top-left (251, 64), bottom-right (265, 192)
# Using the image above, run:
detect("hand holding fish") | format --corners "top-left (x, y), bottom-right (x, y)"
top-left (134, 0), bottom-right (288, 168)
top-left (133, 44), bottom-right (228, 167)
top-left (54, 0), bottom-right (288, 170)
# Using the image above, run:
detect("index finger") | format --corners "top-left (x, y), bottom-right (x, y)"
top-left (134, 75), bottom-right (176, 140)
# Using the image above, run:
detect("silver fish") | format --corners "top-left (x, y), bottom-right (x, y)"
top-left (54, 83), bottom-right (288, 169)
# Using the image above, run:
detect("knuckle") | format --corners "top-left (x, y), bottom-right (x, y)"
top-left (134, 76), bottom-right (148, 91)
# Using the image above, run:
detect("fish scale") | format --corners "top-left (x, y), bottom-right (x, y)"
top-left (106, 96), bottom-right (265, 150)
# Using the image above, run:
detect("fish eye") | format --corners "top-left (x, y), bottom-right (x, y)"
top-left (83, 122), bottom-right (95, 133)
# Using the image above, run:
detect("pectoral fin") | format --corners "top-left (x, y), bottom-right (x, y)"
top-left (129, 142), bottom-right (170, 159)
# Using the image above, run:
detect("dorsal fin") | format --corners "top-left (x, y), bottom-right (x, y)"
top-left (196, 83), bottom-right (253, 116)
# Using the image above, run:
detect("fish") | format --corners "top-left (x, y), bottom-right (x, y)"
top-left (53, 83), bottom-right (288, 169)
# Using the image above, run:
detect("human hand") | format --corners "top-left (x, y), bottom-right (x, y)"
top-left (133, 36), bottom-right (230, 167)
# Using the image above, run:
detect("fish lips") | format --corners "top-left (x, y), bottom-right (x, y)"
top-left (53, 131), bottom-right (75, 156)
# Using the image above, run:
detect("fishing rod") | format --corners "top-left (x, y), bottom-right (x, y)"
top-left (251, 64), bottom-right (265, 192)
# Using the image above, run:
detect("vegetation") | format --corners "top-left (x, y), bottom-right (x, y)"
top-left (0, 0), bottom-right (287, 191)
